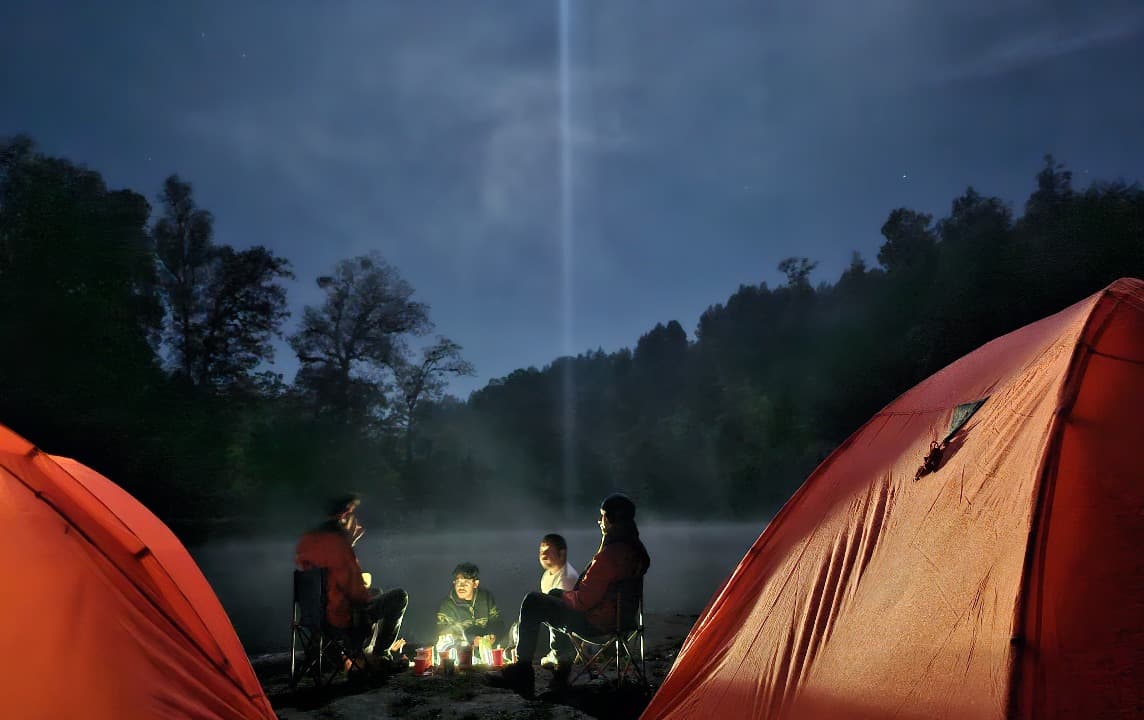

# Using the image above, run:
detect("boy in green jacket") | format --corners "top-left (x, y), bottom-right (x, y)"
top-left (436, 562), bottom-right (506, 648)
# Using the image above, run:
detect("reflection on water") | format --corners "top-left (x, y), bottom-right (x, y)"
top-left (192, 521), bottom-right (764, 655)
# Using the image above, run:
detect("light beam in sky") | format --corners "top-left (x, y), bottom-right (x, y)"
top-left (559, 0), bottom-right (577, 519)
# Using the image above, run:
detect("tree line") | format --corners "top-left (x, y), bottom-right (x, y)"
top-left (409, 155), bottom-right (1143, 521)
top-left (0, 135), bottom-right (472, 540)
top-left (1, 134), bottom-right (1141, 540)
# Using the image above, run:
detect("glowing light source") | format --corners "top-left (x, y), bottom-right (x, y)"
top-left (559, 0), bottom-right (577, 518)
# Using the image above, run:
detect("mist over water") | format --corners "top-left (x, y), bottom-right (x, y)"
top-left (192, 521), bottom-right (764, 655)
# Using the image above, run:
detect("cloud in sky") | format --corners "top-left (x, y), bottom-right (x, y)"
top-left (3, 0), bottom-right (1142, 395)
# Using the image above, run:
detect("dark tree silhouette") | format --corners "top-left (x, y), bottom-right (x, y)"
top-left (394, 336), bottom-right (475, 464)
top-left (3, 138), bottom-right (1142, 534)
top-left (153, 175), bottom-right (214, 381)
top-left (290, 252), bottom-right (431, 424)
top-left (198, 245), bottom-right (294, 391)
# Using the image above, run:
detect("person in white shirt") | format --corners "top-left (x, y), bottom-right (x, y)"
top-left (538, 533), bottom-right (578, 668)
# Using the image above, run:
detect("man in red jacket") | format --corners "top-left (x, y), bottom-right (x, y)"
top-left (490, 493), bottom-right (650, 698)
top-left (295, 495), bottom-right (408, 667)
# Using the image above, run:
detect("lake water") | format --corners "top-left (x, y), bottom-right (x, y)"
top-left (192, 521), bottom-right (765, 655)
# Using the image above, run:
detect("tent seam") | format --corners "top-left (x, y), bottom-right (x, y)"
top-left (1005, 290), bottom-right (1121, 719)
top-left (1, 452), bottom-right (264, 710)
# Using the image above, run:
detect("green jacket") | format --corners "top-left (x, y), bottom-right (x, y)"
top-left (435, 587), bottom-right (506, 642)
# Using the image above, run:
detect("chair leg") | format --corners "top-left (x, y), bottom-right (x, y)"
top-left (614, 637), bottom-right (623, 689)
top-left (290, 624), bottom-right (299, 688)
top-left (620, 635), bottom-right (649, 687)
top-left (639, 628), bottom-right (647, 685)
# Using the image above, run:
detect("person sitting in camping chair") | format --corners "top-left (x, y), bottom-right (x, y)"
top-left (295, 494), bottom-right (409, 672)
top-left (505, 533), bottom-right (581, 664)
top-left (489, 493), bottom-right (650, 698)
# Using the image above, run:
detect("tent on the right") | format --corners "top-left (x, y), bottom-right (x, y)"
top-left (642, 278), bottom-right (1144, 720)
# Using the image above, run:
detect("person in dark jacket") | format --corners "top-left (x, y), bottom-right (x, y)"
top-left (489, 493), bottom-right (651, 698)
top-left (295, 494), bottom-right (409, 665)
top-left (436, 562), bottom-right (506, 647)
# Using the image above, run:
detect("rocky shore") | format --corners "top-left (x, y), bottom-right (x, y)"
top-left (256, 612), bottom-right (697, 720)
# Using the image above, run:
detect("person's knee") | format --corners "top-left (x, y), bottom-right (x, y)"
top-left (395, 588), bottom-right (409, 609)
top-left (521, 591), bottom-right (547, 614)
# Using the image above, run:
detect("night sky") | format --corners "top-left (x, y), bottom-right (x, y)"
top-left (3, 1), bottom-right (1142, 396)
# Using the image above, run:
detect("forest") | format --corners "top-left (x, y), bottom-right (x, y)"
top-left (2, 134), bottom-right (1141, 542)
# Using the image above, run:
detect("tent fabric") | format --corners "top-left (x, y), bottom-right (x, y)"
top-left (642, 277), bottom-right (1144, 720)
top-left (0, 427), bottom-right (276, 719)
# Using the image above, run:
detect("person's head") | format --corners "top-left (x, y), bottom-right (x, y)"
top-left (599, 493), bottom-right (636, 534)
top-left (538, 533), bottom-right (568, 572)
top-left (452, 562), bottom-right (480, 601)
top-left (327, 494), bottom-right (361, 530)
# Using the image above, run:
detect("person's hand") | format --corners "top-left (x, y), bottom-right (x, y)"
top-left (349, 522), bottom-right (365, 546)
top-left (389, 638), bottom-right (407, 654)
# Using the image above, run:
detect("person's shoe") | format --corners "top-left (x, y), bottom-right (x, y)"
top-left (539, 651), bottom-right (558, 670)
top-left (345, 655), bottom-right (377, 685)
top-left (546, 664), bottom-right (571, 695)
top-left (382, 650), bottom-right (409, 674)
top-left (487, 662), bottom-right (535, 699)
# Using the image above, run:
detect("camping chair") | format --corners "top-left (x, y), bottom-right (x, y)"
top-left (289, 568), bottom-right (369, 688)
top-left (567, 575), bottom-right (648, 689)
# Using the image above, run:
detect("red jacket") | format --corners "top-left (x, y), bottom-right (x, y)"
top-left (295, 525), bottom-right (371, 629)
top-left (561, 528), bottom-right (650, 631)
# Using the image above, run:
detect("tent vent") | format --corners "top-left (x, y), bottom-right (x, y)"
top-left (915, 397), bottom-right (989, 482)
top-left (945, 397), bottom-right (989, 443)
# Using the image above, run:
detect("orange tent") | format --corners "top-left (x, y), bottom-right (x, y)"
top-left (642, 278), bottom-right (1144, 720)
top-left (0, 425), bottom-right (276, 719)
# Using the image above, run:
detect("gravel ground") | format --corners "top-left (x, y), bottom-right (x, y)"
top-left (257, 612), bottom-right (697, 720)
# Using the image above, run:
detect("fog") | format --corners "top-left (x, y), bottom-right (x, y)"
top-left (192, 521), bottom-right (765, 655)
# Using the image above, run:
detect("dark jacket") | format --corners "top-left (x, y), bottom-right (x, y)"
top-left (435, 587), bottom-right (506, 642)
top-left (561, 523), bottom-right (651, 631)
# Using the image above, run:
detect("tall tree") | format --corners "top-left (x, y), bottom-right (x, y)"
top-left (153, 174), bottom-right (214, 380)
top-left (290, 252), bottom-right (431, 423)
top-left (198, 245), bottom-right (294, 391)
top-left (153, 175), bottom-right (293, 390)
top-left (394, 336), bottom-right (475, 463)
top-left (0, 135), bottom-right (163, 466)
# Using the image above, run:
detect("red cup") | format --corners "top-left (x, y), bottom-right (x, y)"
top-left (491, 648), bottom-right (505, 667)
top-left (438, 648), bottom-right (450, 664)
top-left (414, 648), bottom-right (432, 676)
top-left (459, 645), bottom-right (473, 669)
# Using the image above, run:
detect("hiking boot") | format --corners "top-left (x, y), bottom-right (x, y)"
top-left (487, 661), bottom-right (535, 699)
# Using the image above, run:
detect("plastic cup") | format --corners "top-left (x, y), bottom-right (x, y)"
top-left (414, 648), bottom-right (432, 676)
top-left (491, 648), bottom-right (505, 667)
top-left (459, 645), bottom-right (473, 669)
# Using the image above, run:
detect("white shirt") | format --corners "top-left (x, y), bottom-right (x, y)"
top-left (540, 561), bottom-right (579, 594)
